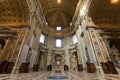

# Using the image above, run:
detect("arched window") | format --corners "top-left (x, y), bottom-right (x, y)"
top-left (56, 26), bottom-right (61, 31)
top-left (72, 35), bottom-right (77, 44)
top-left (39, 34), bottom-right (45, 43)
top-left (56, 39), bottom-right (62, 47)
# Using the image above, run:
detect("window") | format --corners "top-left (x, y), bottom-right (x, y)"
top-left (39, 34), bottom-right (45, 43)
top-left (56, 26), bottom-right (61, 30)
top-left (56, 39), bottom-right (62, 47)
top-left (72, 35), bottom-right (77, 44)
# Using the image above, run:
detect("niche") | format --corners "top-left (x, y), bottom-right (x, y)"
top-left (0, 39), bottom-right (6, 49)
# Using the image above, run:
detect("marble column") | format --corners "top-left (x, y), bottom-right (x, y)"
top-left (4, 39), bottom-right (16, 61)
top-left (97, 37), bottom-right (111, 62)
top-left (103, 39), bottom-right (112, 61)
top-left (87, 28), bottom-right (104, 74)
top-left (47, 49), bottom-right (52, 65)
top-left (94, 30), bottom-right (106, 62)
top-left (76, 25), bottom-right (86, 69)
top-left (12, 27), bottom-right (30, 73)
top-left (46, 36), bottom-right (53, 66)
top-left (64, 36), bottom-right (70, 68)
top-left (30, 26), bottom-right (42, 67)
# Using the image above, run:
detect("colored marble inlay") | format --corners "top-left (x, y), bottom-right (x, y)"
top-left (0, 71), bottom-right (120, 80)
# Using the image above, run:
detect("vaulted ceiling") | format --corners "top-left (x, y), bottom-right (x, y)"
top-left (88, 0), bottom-right (120, 28)
top-left (39, 0), bottom-right (79, 28)
top-left (0, 0), bottom-right (120, 29)
top-left (0, 0), bottom-right (29, 26)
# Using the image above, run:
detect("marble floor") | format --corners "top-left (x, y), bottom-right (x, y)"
top-left (0, 71), bottom-right (120, 80)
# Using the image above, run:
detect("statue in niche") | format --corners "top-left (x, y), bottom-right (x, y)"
top-left (114, 53), bottom-right (120, 67)
top-left (26, 47), bottom-right (32, 62)
top-left (113, 46), bottom-right (120, 67)
top-left (71, 54), bottom-right (77, 71)
top-left (40, 53), bottom-right (46, 71)
top-left (115, 55), bottom-right (120, 67)
top-left (55, 54), bottom-right (62, 66)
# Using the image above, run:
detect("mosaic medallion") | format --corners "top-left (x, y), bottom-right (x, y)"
top-left (47, 76), bottom-right (69, 79)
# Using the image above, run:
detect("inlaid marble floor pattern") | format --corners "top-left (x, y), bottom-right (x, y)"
top-left (0, 71), bottom-right (120, 80)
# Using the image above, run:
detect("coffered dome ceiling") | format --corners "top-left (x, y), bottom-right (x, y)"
top-left (88, 0), bottom-right (120, 28)
top-left (0, 0), bottom-right (29, 26)
top-left (0, 0), bottom-right (120, 29)
top-left (39, 0), bottom-right (79, 28)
